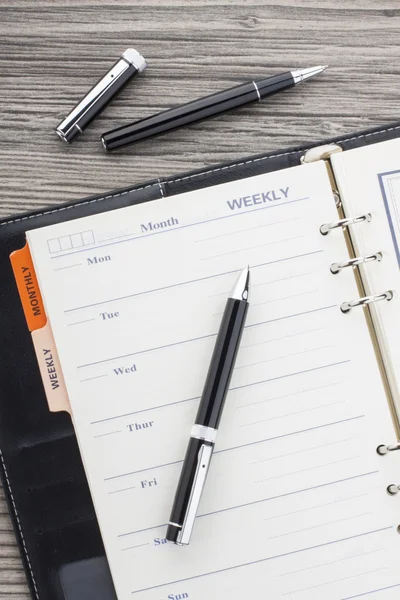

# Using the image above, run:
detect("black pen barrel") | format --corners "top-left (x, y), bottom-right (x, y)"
top-left (196, 297), bottom-right (248, 429)
top-left (102, 81), bottom-right (257, 150)
top-left (102, 72), bottom-right (294, 150)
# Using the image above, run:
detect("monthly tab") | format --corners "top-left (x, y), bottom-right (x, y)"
top-left (10, 242), bottom-right (47, 331)
top-left (11, 242), bottom-right (71, 413)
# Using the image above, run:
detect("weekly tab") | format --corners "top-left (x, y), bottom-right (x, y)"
top-left (27, 161), bottom-right (400, 599)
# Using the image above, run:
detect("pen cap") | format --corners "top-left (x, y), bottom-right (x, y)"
top-left (56, 48), bottom-right (146, 143)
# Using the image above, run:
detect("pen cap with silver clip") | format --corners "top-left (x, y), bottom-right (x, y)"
top-left (56, 48), bottom-right (146, 143)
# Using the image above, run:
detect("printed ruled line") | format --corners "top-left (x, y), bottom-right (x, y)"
top-left (52, 197), bottom-right (309, 261)
top-left (68, 318), bottom-right (96, 327)
top-left (279, 546), bottom-right (381, 576)
top-left (120, 522), bottom-right (167, 537)
top-left (283, 567), bottom-right (386, 596)
top-left (235, 344), bottom-right (332, 371)
top-left (267, 493), bottom-right (368, 525)
top-left (201, 234), bottom-right (305, 261)
top-left (208, 271), bottom-right (312, 298)
top-left (213, 289), bottom-right (319, 316)
top-left (106, 415), bottom-right (364, 482)
top-left (100, 231), bottom-right (136, 242)
top-left (91, 359), bottom-right (350, 424)
top-left (92, 394), bottom-right (200, 425)
top-left (240, 327), bottom-right (324, 351)
top-left (54, 263), bottom-right (82, 271)
top-left (79, 304), bottom-right (335, 369)
top-left (105, 459), bottom-right (184, 481)
top-left (255, 456), bottom-right (359, 485)
top-left (121, 542), bottom-right (149, 552)
top-left (228, 360), bottom-right (350, 395)
top-left (79, 331), bottom-right (216, 368)
top-left (238, 380), bottom-right (340, 410)
top-left (340, 583), bottom-right (400, 599)
top-left (93, 430), bottom-right (122, 438)
top-left (109, 485), bottom-right (136, 494)
top-left (65, 248), bottom-right (322, 313)
top-left (270, 511), bottom-right (370, 541)
top-left (241, 399), bottom-right (345, 428)
top-left (80, 374), bottom-right (109, 382)
top-left (215, 414), bottom-right (362, 458)
top-left (129, 526), bottom-right (392, 594)
top-left (254, 272), bottom-right (312, 289)
top-left (244, 304), bottom-right (336, 332)
top-left (252, 288), bottom-right (319, 308)
top-left (195, 216), bottom-right (300, 243)
top-left (252, 436), bottom-right (356, 466)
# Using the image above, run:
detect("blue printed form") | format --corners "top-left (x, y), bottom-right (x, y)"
top-left (332, 137), bottom-right (400, 429)
top-left (378, 170), bottom-right (400, 267)
top-left (27, 160), bottom-right (400, 599)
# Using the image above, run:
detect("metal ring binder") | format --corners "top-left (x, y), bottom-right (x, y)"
top-left (340, 290), bottom-right (393, 313)
top-left (330, 252), bottom-right (382, 274)
top-left (320, 197), bottom-right (400, 507)
top-left (377, 442), bottom-right (400, 455)
top-left (320, 213), bottom-right (372, 236)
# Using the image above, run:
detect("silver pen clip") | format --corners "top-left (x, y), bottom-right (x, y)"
top-left (176, 443), bottom-right (214, 545)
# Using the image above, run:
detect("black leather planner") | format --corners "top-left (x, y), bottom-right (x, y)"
top-left (0, 121), bottom-right (399, 600)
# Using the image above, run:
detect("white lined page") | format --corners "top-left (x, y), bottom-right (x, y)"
top-left (27, 161), bottom-right (400, 599)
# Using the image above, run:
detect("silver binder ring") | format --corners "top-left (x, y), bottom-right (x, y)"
top-left (330, 252), bottom-right (382, 274)
top-left (340, 290), bottom-right (393, 313)
top-left (387, 484), bottom-right (400, 495)
top-left (320, 213), bottom-right (372, 236)
top-left (377, 442), bottom-right (400, 455)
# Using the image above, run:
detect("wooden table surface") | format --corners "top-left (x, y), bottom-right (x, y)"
top-left (0, 0), bottom-right (399, 597)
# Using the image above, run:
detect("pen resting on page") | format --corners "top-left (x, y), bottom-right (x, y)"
top-left (166, 266), bottom-right (251, 545)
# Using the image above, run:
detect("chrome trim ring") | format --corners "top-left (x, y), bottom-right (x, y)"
top-left (191, 424), bottom-right (218, 443)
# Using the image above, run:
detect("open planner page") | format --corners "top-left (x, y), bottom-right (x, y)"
top-left (332, 138), bottom-right (400, 417)
top-left (27, 161), bottom-right (400, 600)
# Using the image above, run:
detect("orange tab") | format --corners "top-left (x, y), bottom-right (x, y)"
top-left (10, 242), bottom-right (47, 331)
top-left (32, 324), bottom-right (71, 414)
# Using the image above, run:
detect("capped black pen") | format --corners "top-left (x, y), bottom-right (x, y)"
top-left (101, 65), bottom-right (327, 150)
top-left (166, 266), bottom-right (250, 546)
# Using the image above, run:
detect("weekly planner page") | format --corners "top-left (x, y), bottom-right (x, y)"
top-left (27, 161), bottom-right (400, 600)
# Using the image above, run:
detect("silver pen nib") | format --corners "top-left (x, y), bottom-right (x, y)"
top-left (291, 65), bottom-right (328, 85)
top-left (230, 266), bottom-right (250, 302)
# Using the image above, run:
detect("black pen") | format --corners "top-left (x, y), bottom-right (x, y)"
top-left (166, 266), bottom-right (250, 545)
top-left (101, 65), bottom-right (327, 150)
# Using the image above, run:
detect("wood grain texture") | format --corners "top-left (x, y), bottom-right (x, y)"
top-left (0, 0), bottom-right (399, 597)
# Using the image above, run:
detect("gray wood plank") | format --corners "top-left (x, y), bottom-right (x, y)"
top-left (0, 0), bottom-right (399, 597)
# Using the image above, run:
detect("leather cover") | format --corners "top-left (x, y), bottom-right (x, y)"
top-left (1, 121), bottom-right (399, 600)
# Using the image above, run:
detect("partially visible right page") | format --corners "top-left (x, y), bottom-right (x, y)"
top-left (332, 137), bottom-right (400, 420)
